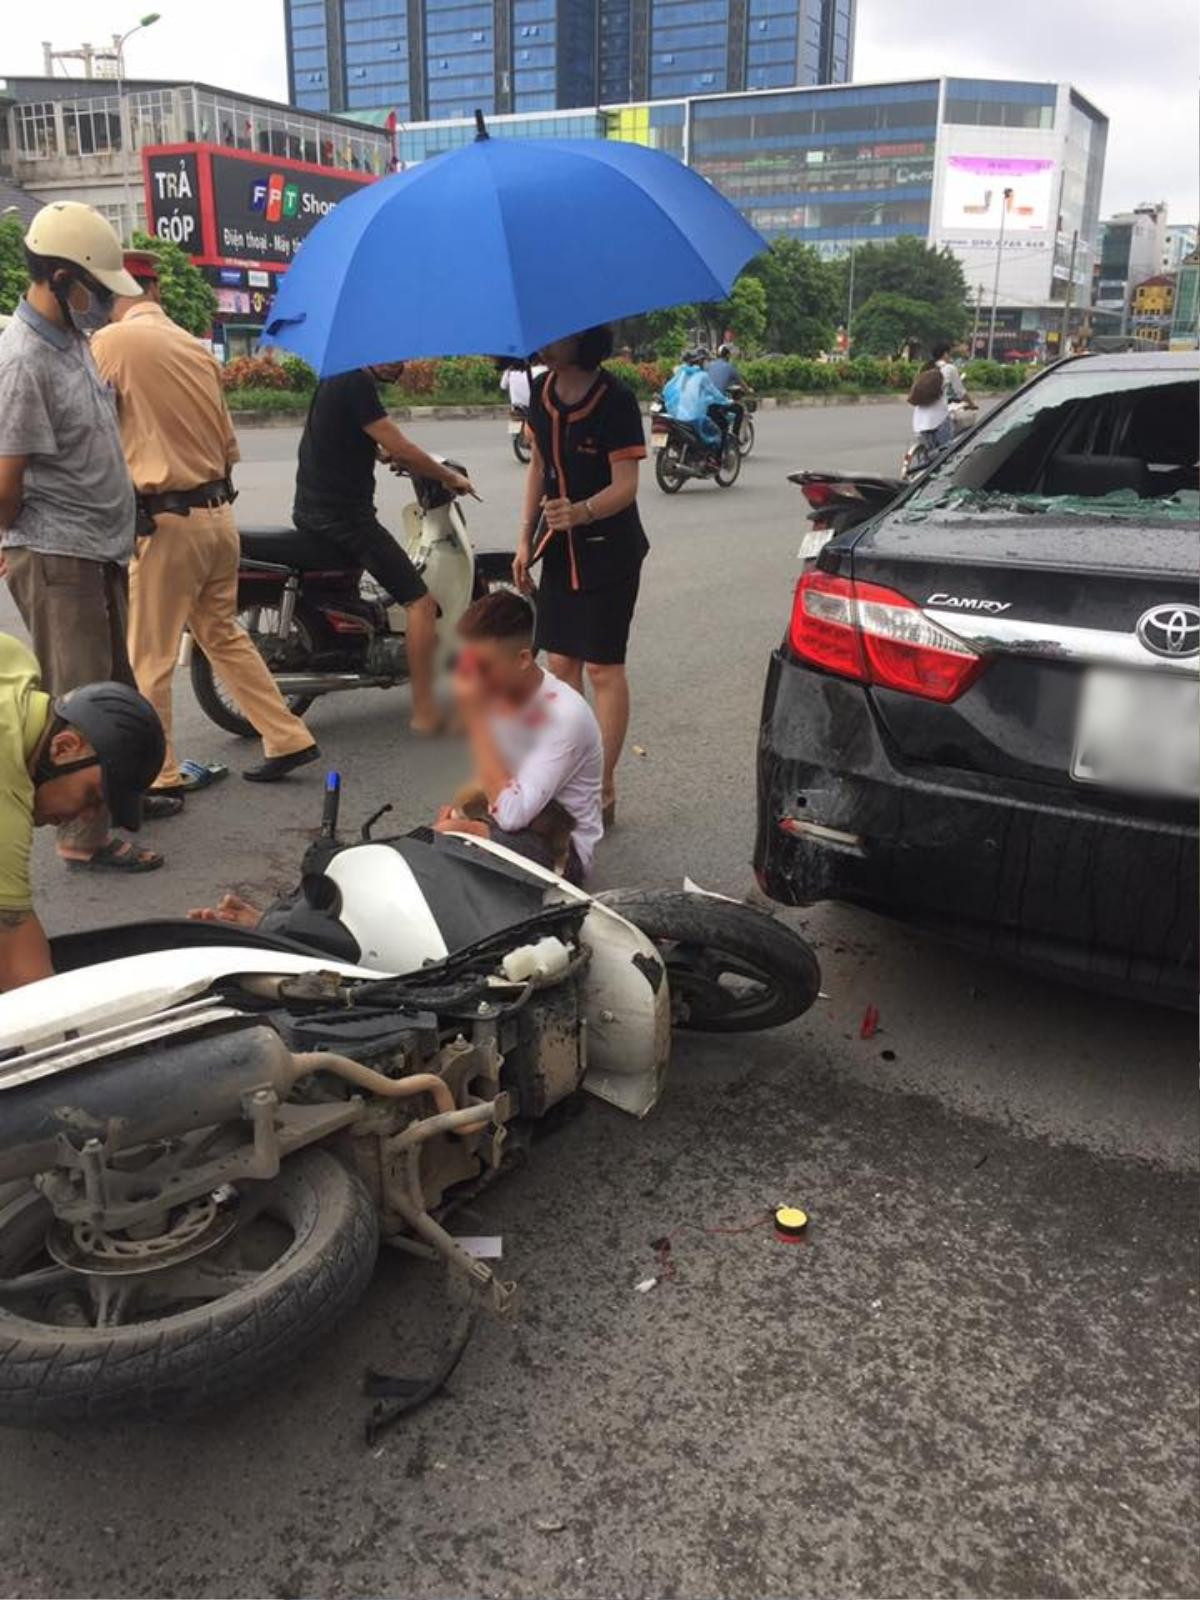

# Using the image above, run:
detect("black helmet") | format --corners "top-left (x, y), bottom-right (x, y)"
top-left (53, 682), bottom-right (165, 831)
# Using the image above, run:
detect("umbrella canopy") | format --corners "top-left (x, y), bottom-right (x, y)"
top-left (262, 131), bottom-right (764, 375)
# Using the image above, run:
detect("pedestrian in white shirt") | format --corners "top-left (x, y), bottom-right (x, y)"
top-left (499, 361), bottom-right (546, 412)
top-left (910, 339), bottom-right (978, 449)
top-left (434, 590), bottom-right (603, 883)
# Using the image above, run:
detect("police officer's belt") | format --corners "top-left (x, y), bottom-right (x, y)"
top-left (138, 478), bottom-right (236, 518)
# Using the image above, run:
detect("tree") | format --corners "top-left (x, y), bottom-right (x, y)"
top-left (0, 220), bottom-right (216, 338)
top-left (838, 235), bottom-right (969, 314)
top-left (641, 302), bottom-right (701, 363)
top-left (742, 238), bottom-right (839, 354)
top-left (719, 274), bottom-right (768, 351)
top-left (850, 291), bottom-right (965, 358)
top-left (130, 230), bottom-right (215, 337)
top-left (0, 215), bottom-right (28, 316)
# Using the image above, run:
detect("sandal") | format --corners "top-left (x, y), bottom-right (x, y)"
top-left (143, 793), bottom-right (184, 820)
top-left (151, 760), bottom-right (229, 795)
top-left (64, 838), bottom-right (164, 873)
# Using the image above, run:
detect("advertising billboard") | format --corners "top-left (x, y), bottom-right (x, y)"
top-left (208, 152), bottom-right (370, 267)
top-left (940, 155), bottom-right (1055, 233)
top-left (143, 144), bottom-right (376, 273)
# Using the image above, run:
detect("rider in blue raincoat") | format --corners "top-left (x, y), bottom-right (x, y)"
top-left (663, 358), bottom-right (732, 448)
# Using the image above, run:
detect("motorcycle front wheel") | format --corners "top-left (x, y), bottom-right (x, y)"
top-left (511, 429), bottom-right (532, 465)
top-left (596, 888), bottom-right (820, 1033)
top-left (655, 447), bottom-right (686, 494)
top-left (190, 605), bottom-right (318, 738)
top-left (0, 1150), bottom-right (378, 1426)
top-left (736, 415), bottom-right (756, 456)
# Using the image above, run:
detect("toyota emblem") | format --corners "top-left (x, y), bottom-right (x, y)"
top-left (1136, 603), bottom-right (1200, 658)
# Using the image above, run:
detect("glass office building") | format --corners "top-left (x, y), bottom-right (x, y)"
top-left (377, 76), bottom-right (1106, 345)
top-left (284, 0), bottom-right (854, 118)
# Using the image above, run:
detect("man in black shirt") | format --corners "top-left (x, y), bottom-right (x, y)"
top-left (293, 362), bottom-right (473, 733)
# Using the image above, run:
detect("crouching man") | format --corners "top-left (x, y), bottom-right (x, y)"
top-left (0, 632), bottom-right (165, 990)
top-left (435, 591), bottom-right (603, 884)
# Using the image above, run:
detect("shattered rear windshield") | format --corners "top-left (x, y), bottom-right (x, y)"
top-left (904, 366), bottom-right (1199, 522)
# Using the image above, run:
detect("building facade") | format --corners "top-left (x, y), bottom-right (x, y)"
top-left (0, 75), bottom-right (389, 241)
top-left (284, 0), bottom-right (854, 118)
top-left (1092, 202), bottom-right (1167, 330)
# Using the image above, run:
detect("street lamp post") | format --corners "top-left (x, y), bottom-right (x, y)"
top-left (115, 12), bottom-right (161, 244)
top-left (986, 186), bottom-right (1014, 362)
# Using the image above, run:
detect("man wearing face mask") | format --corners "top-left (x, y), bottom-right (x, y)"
top-left (0, 202), bottom-right (167, 874)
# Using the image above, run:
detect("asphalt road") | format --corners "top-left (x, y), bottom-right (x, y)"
top-left (1, 404), bottom-right (1195, 1600)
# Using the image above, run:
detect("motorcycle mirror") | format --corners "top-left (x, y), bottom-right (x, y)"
top-left (361, 802), bottom-right (394, 841)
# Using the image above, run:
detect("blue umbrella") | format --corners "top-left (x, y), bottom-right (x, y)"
top-left (263, 126), bottom-right (764, 375)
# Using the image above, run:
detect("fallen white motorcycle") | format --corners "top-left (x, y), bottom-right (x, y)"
top-left (0, 781), bottom-right (819, 1426)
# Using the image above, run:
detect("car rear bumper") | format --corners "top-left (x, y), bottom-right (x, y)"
top-left (754, 650), bottom-right (1198, 1006)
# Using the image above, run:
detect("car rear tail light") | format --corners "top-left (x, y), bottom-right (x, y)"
top-left (788, 571), bottom-right (985, 703)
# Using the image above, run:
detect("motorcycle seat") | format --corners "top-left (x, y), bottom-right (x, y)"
top-left (239, 525), bottom-right (350, 572)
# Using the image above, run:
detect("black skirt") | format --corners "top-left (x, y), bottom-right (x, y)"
top-left (534, 565), bottom-right (642, 666)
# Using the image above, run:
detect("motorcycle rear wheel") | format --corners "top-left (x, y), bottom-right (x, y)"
top-left (596, 888), bottom-right (820, 1033)
top-left (0, 1149), bottom-right (377, 1426)
top-left (714, 444), bottom-right (742, 488)
top-left (190, 605), bottom-right (318, 739)
top-left (511, 430), bottom-right (532, 465)
top-left (655, 447), bottom-right (686, 494)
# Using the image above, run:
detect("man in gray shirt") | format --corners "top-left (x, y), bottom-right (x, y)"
top-left (0, 201), bottom-right (167, 872)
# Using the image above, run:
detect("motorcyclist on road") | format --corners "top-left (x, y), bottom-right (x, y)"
top-left (663, 356), bottom-right (736, 452)
top-left (909, 339), bottom-right (977, 452)
top-left (705, 344), bottom-right (745, 397)
top-left (292, 363), bottom-right (475, 735)
top-left (0, 632), bottom-right (164, 991)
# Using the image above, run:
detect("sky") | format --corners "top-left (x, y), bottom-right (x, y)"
top-left (3, 0), bottom-right (1197, 219)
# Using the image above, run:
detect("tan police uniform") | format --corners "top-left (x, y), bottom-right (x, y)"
top-left (0, 633), bottom-right (53, 918)
top-left (91, 300), bottom-right (313, 789)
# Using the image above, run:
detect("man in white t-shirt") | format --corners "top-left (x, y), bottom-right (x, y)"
top-left (499, 361), bottom-right (546, 412)
top-left (435, 590), bottom-right (603, 882)
top-left (911, 339), bottom-right (978, 448)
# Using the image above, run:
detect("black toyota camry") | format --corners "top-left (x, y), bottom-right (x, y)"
top-left (755, 352), bottom-right (1198, 1006)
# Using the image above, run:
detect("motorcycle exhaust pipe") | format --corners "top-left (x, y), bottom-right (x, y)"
top-left (270, 672), bottom-right (394, 695)
top-left (0, 1026), bottom-right (494, 1185)
top-left (0, 1025), bottom-right (297, 1184)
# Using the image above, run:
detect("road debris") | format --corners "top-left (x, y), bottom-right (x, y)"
top-left (634, 1276), bottom-right (658, 1293)
top-left (773, 1206), bottom-right (809, 1242)
top-left (534, 1519), bottom-right (567, 1534)
top-left (632, 744), bottom-right (647, 756)
top-left (860, 1003), bottom-right (880, 1039)
top-left (454, 1235), bottom-right (503, 1259)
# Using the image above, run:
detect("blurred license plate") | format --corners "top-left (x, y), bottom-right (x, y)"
top-left (506, 421), bottom-right (522, 435)
top-left (1071, 669), bottom-right (1198, 798)
top-left (651, 432), bottom-right (667, 451)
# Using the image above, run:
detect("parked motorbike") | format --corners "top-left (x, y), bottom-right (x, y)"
top-left (0, 782), bottom-right (820, 1425)
top-left (789, 468), bottom-right (906, 566)
top-left (649, 394), bottom-right (744, 492)
top-left (188, 465), bottom-right (517, 739)
top-left (508, 405), bottom-right (532, 465)
top-left (728, 384), bottom-right (758, 457)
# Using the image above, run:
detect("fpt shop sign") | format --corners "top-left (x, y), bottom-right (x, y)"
top-left (146, 151), bottom-right (202, 249)
top-left (209, 153), bottom-right (368, 267)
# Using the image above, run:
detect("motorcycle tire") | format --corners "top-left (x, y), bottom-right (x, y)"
top-left (736, 416), bottom-right (756, 457)
top-left (511, 431), bottom-right (532, 465)
top-left (596, 888), bottom-right (820, 1034)
top-left (714, 445), bottom-right (742, 489)
top-left (655, 448), bottom-right (686, 494)
top-left (190, 605), bottom-right (318, 739)
top-left (0, 1149), bottom-right (378, 1426)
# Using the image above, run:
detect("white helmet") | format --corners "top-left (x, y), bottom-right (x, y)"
top-left (24, 202), bottom-right (141, 297)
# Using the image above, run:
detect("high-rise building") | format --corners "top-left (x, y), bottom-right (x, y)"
top-left (284, 0), bottom-right (854, 119)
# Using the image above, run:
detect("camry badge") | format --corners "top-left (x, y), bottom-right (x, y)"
top-left (1136, 603), bottom-right (1200, 659)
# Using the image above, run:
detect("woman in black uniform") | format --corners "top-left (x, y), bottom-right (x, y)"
top-left (512, 325), bottom-right (647, 826)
